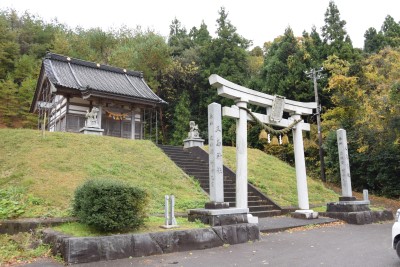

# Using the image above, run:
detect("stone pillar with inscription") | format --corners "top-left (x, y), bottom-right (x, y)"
top-left (187, 102), bottom-right (249, 226)
top-left (324, 128), bottom-right (375, 224)
top-left (205, 103), bottom-right (228, 209)
top-left (336, 128), bottom-right (354, 200)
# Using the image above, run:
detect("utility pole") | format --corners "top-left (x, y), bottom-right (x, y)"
top-left (305, 68), bottom-right (326, 182)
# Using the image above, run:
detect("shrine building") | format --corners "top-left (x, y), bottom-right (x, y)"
top-left (30, 53), bottom-right (166, 139)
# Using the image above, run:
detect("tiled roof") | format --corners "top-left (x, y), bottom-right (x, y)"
top-left (42, 53), bottom-right (166, 104)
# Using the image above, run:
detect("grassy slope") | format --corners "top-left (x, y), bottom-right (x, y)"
top-left (0, 129), bottom-right (207, 217)
top-left (0, 129), bottom-right (339, 219)
top-left (217, 146), bottom-right (339, 207)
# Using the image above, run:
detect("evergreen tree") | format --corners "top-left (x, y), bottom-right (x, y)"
top-left (303, 26), bottom-right (325, 66)
top-left (168, 18), bottom-right (193, 57)
top-left (321, 1), bottom-right (354, 61)
top-left (171, 91), bottom-right (191, 145)
top-left (261, 27), bottom-right (313, 101)
top-left (0, 11), bottom-right (19, 80)
top-left (201, 7), bottom-right (250, 86)
top-left (363, 15), bottom-right (400, 54)
top-left (189, 21), bottom-right (212, 46)
top-left (198, 7), bottom-right (251, 144)
top-left (364, 27), bottom-right (385, 54)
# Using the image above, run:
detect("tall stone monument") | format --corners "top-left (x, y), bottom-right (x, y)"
top-left (206, 103), bottom-right (227, 208)
top-left (187, 102), bottom-right (249, 226)
top-left (337, 128), bottom-right (354, 201)
top-left (321, 128), bottom-right (392, 225)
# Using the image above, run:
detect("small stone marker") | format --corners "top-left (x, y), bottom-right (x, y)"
top-left (208, 103), bottom-right (224, 203)
top-left (337, 129), bottom-right (352, 198)
top-left (363, 189), bottom-right (369, 201)
top-left (161, 195), bottom-right (178, 229)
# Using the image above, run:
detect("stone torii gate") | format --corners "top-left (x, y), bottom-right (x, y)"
top-left (209, 74), bottom-right (318, 218)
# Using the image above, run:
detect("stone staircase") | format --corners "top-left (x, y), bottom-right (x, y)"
top-left (158, 145), bottom-right (282, 218)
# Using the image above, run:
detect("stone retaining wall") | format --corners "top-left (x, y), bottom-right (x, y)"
top-left (320, 210), bottom-right (393, 225)
top-left (42, 223), bottom-right (260, 264)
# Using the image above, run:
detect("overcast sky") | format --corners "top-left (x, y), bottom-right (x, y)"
top-left (1, 0), bottom-right (399, 49)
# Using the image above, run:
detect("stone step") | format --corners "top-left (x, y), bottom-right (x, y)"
top-left (228, 200), bottom-right (268, 207)
top-left (203, 185), bottom-right (236, 194)
top-left (195, 178), bottom-right (235, 183)
top-left (191, 177), bottom-right (235, 184)
top-left (168, 157), bottom-right (204, 163)
top-left (168, 157), bottom-right (208, 165)
top-left (184, 170), bottom-right (210, 175)
top-left (174, 163), bottom-right (207, 168)
top-left (250, 210), bottom-right (282, 218)
top-left (248, 205), bottom-right (276, 212)
top-left (158, 145), bottom-right (185, 151)
top-left (181, 165), bottom-right (207, 169)
top-left (224, 196), bottom-right (261, 202)
top-left (159, 145), bottom-right (282, 218)
top-left (224, 191), bottom-right (257, 198)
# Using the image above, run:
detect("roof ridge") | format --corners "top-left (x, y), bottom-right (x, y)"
top-left (45, 52), bottom-right (143, 78)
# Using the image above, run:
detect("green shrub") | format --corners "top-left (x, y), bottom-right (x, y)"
top-left (73, 178), bottom-right (148, 232)
top-left (0, 187), bottom-right (26, 219)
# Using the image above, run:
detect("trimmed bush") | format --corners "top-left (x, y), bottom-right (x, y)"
top-left (73, 178), bottom-right (148, 232)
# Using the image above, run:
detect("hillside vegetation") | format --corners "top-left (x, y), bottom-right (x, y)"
top-left (0, 129), bottom-right (207, 218)
top-left (0, 129), bottom-right (340, 219)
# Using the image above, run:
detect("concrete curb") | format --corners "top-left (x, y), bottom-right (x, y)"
top-left (41, 223), bottom-right (260, 264)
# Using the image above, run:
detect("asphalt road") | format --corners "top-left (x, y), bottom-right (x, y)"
top-left (26, 222), bottom-right (400, 267)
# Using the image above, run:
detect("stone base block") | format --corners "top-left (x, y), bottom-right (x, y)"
top-left (79, 127), bottom-right (104, 135)
top-left (247, 214), bottom-right (259, 224)
top-left (339, 196), bottom-right (357, 201)
top-left (327, 201), bottom-right (371, 212)
top-left (205, 202), bottom-right (230, 209)
top-left (320, 210), bottom-right (393, 225)
top-left (188, 208), bottom-right (249, 226)
top-left (291, 210), bottom-right (319, 219)
top-left (160, 225), bottom-right (179, 229)
top-left (183, 138), bottom-right (204, 148)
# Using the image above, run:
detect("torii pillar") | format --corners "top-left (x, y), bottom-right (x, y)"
top-left (235, 98), bottom-right (248, 209)
top-left (291, 113), bottom-right (310, 211)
